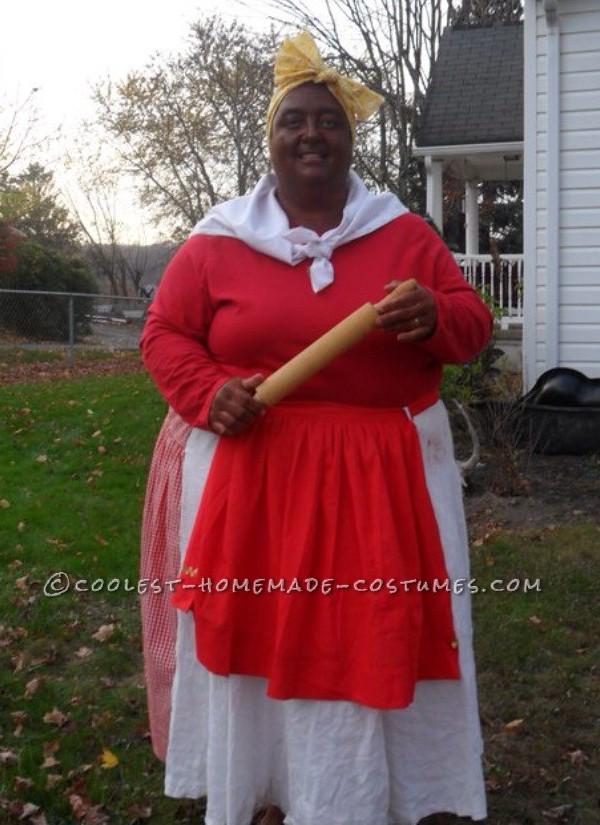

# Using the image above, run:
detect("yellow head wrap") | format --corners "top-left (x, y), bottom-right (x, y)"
top-left (266, 31), bottom-right (384, 141)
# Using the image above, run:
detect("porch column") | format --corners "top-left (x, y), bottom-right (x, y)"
top-left (464, 179), bottom-right (479, 255)
top-left (425, 156), bottom-right (444, 233)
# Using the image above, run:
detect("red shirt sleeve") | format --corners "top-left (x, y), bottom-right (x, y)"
top-left (140, 238), bottom-right (232, 429)
top-left (410, 217), bottom-right (494, 363)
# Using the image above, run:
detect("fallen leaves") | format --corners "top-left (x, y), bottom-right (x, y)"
top-left (98, 748), bottom-right (119, 770)
top-left (45, 773), bottom-right (62, 790)
top-left (40, 740), bottom-right (60, 770)
top-left (542, 804), bottom-right (574, 821)
top-left (91, 624), bottom-right (115, 643)
top-left (0, 748), bottom-right (18, 765)
top-left (18, 801), bottom-right (42, 820)
top-left (126, 802), bottom-right (152, 820)
top-left (42, 707), bottom-right (70, 728)
top-left (0, 363), bottom-right (157, 824)
top-left (68, 794), bottom-right (109, 825)
top-left (15, 576), bottom-right (29, 592)
top-left (471, 520), bottom-right (501, 548)
top-left (1, 354), bottom-right (145, 385)
top-left (11, 711), bottom-right (27, 737)
top-left (568, 749), bottom-right (587, 768)
top-left (503, 718), bottom-right (525, 734)
top-left (12, 777), bottom-right (34, 793)
top-left (46, 537), bottom-right (68, 549)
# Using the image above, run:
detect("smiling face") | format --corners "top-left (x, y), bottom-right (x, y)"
top-left (269, 82), bottom-right (353, 197)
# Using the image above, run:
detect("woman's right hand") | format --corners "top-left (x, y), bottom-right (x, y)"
top-left (208, 374), bottom-right (266, 436)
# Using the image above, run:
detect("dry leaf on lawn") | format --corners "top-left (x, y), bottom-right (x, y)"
top-left (68, 794), bottom-right (89, 819)
top-left (13, 776), bottom-right (34, 792)
top-left (503, 718), bottom-right (525, 733)
top-left (568, 749), bottom-right (587, 767)
top-left (42, 707), bottom-right (69, 727)
top-left (0, 748), bottom-right (18, 764)
top-left (24, 677), bottom-right (43, 698)
top-left (18, 802), bottom-right (41, 820)
top-left (92, 624), bottom-right (115, 642)
top-left (98, 748), bottom-right (119, 770)
top-left (84, 807), bottom-right (109, 825)
top-left (541, 804), bottom-right (574, 821)
top-left (126, 802), bottom-right (152, 820)
top-left (15, 576), bottom-right (29, 591)
top-left (42, 740), bottom-right (60, 757)
top-left (68, 795), bottom-right (109, 825)
top-left (46, 773), bottom-right (63, 790)
top-left (11, 710), bottom-right (27, 736)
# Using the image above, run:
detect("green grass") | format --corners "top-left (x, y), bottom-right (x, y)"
top-left (471, 526), bottom-right (600, 824)
top-left (0, 372), bottom-right (205, 823)
top-left (0, 347), bottom-right (128, 366)
top-left (1, 373), bottom-right (599, 824)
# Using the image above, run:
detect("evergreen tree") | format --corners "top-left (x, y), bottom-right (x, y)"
top-left (0, 163), bottom-right (81, 254)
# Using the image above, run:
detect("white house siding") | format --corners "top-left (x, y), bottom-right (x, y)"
top-left (524, 0), bottom-right (600, 388)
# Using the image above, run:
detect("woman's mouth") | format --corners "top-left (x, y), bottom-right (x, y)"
top-left (298, 151), bottom-right (326, 163)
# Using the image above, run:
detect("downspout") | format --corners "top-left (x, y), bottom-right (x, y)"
top-left (544, 0), bottom-right (560, 368)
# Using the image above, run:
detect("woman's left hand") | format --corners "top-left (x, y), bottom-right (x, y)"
top-left (375, 280), bottom-right (437, 342)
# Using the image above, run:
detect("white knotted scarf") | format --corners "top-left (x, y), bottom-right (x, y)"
top-left (190, 171), bottom-right (408, 293)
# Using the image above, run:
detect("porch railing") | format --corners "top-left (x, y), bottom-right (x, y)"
top-left (454, 253), bottom-right (523, 327)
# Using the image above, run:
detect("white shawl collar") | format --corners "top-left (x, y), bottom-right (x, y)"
top-left (190, 171), bottom-right (408, 292)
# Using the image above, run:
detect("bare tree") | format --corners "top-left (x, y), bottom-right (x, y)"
top-left (263, 0), bottom-right (522, 207)
top-left (63, 144), bottom-right (152, 297)
top-left (449, 0), bottom-right (523, 25)
top-left (93, 17), bottom-right (277, 237)
top-left (0, 88), bottom-right (43, 177)
top-left (263, 0), bottom-right (457, 208)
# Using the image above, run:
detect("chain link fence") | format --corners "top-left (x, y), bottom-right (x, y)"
top-left (0, 289), bottom-right (152, 363)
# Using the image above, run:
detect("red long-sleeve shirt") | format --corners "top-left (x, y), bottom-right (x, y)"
top-left (141, 214), bottom-right (493, 428)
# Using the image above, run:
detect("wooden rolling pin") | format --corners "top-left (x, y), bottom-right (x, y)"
top-left (254, 278), bottom-right (417, 406)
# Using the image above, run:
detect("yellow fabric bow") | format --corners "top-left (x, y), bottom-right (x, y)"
top-left (266, 31), bottom-right (383, 140)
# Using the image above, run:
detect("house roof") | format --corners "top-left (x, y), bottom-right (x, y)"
top-left (416, 22), bottom-right (524, 149)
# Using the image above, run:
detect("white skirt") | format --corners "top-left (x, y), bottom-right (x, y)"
top-left (159, 401), bottom-right (486, 825)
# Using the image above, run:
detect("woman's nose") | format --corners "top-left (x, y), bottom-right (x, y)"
top-left (303, 116), bottom-right (320, 138)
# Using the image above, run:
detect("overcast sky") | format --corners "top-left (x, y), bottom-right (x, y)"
top-left (0, 0), bottom-right (333, 241)
top-left (2, 0), bottom-right (270, 135)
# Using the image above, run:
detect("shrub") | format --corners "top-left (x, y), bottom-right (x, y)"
top-left (440, 288), bottom-right (504, 404)
top-left (0, 240), bottom-right (98, 341)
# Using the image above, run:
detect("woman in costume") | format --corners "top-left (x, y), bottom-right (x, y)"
top-left (140, 31), bottom-right (491, 825)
